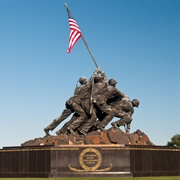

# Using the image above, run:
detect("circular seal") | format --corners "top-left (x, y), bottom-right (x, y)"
top-left (79, 148), bottom-right (102, 171)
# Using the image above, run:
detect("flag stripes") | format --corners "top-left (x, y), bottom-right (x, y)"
top-left (67, 18), bottom-right (81, 53)
top-left (65, 5), bottom-right (82, 53)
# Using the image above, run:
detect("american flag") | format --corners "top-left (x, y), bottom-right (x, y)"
top-left (65, 6), bottom-right (82, 53)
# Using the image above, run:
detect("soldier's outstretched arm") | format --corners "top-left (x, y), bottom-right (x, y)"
top-left (116, 88), bottom-right (129, 101)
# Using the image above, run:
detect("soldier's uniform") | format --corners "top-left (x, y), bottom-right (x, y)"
top-left (49, 69), bottom-right (102, 136)
top-left (67, 69), bottom-right (102, 133)
top-left (43, 77), bottom-right (88, 136)
top-left (111, 99), bottom-right (139, 132)
top-left (79, 72), bottom-right (108, 135)
top-left (95, 79), bottom-right (129, 130)
top-left (67, 79), bottom-right (92, 132)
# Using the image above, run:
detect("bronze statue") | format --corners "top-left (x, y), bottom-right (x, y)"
top-left (43, 68), bottom-right (139, 136)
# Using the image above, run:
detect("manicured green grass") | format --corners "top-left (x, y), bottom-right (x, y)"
top-left (1, 177), bottom-right (180, 180)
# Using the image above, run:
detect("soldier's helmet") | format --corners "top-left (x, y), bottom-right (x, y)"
top-left (79, 76), bottom-right (87, 85)
top-left (108, 79), bottom-right (117, 85)
top-left (132, 99), bottom-right (140, 107)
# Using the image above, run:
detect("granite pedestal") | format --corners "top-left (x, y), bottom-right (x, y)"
top-left (0, 145), bottom-right (179, 177)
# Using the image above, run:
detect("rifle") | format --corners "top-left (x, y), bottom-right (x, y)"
top-left (89, 77), bottom-right (94, 115)
top-left (74, 80), bottom-right (79, 95)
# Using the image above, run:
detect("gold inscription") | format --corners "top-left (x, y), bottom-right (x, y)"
top-left (68, 148), bottom-right (112, 172)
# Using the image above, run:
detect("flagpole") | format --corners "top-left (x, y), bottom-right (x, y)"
top-left (81, 35), bottom-right (99, 68)
top-left (64, 3), bottom-right (99, 69)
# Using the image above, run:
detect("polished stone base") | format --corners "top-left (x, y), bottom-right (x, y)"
top-left (0, 145), bottom-right (180, 177)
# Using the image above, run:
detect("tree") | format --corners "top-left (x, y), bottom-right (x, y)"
top-left (167, 134), bottom-right (180, 148)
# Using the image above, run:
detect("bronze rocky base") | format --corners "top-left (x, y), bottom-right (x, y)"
top-left (21, 128), bottom-right (154, 147)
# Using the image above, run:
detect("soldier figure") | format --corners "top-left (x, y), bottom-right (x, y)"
top-left (66, 68), bottom-right (103, 135)
top-left (94, 78), bottom-right (129, 131)
top-left (111, 99), bottom-right (139, 132)
top-left (78, 71), bottom-right (108, 135)
top-left (43, 76), bottom-right (88, 136)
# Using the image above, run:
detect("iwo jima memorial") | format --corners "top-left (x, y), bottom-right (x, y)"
top-left (0, 3), bottom-right (179, 178)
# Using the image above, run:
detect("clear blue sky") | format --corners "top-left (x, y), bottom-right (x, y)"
top-left (0, 0), bottom-right (179, 148)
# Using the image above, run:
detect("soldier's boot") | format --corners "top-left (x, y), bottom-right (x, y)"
top-left (97, 125), bottom-right (106, 132)
top-left (55, 130), bottom-right (59, 135)
top-left (111, 122), bottom-right (119, 129)
top-left (92, 121), bottom-right (100, 131)
top-left (79, 129), bottom-right (87, 136)
top-left (124, 125), bottom-right (130, 133)
top-left (67, 126), bottom-right (76, 136)
top-left (55, 130), bottom-right (63, 136)
top-left (44, 127), bottom-right (50, 136)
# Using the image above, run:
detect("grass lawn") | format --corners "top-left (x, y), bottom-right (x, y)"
top-left (1, 177), bottom-right (180, 180)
